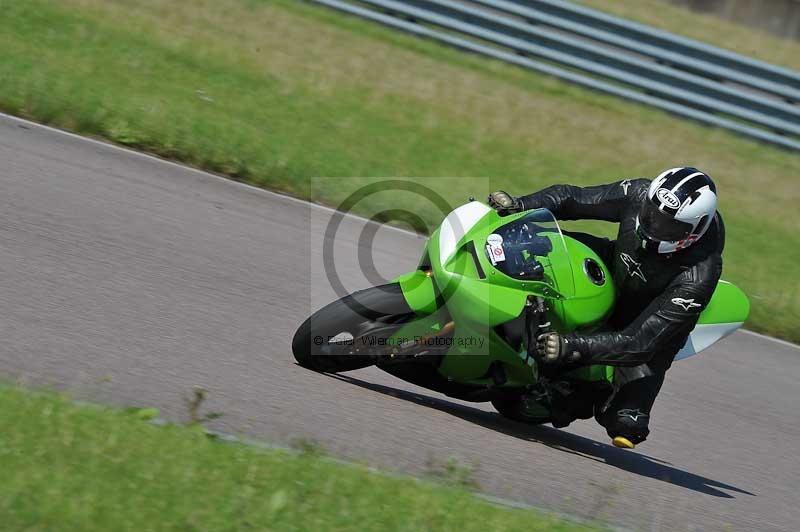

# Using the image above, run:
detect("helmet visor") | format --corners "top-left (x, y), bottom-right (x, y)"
top-left (638, 202), bottom-right (694, 242)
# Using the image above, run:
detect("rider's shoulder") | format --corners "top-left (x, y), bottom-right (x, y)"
top-left (618, 178), bottom-right (651, 199)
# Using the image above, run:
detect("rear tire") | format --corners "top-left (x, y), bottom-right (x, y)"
top-left (491, 397), bottom-right (551, 425)
top-left (292, 284), bottom-right (415, 373)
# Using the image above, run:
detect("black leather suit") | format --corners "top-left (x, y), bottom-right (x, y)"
top-left (519, 179), bottom-right (724, 443)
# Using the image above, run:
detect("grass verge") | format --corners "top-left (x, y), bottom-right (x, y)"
top-left (0, 0), bottom-right (798, 341)
top-left (0, 385), bottom-right (600, 531)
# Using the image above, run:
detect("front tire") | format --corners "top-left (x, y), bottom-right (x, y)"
top-left (292, 284), bottom-right (415, 373)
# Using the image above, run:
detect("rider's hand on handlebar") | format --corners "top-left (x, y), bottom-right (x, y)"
top-left (537, 332), bottom-right (581, 364)
top-left (487, 190), bottom-right (523, 216)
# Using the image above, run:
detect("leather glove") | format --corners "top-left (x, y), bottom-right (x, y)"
top-left (537, 332), bottom-right (581, 364)
top-left (487, 190), bottom-right (523, 216)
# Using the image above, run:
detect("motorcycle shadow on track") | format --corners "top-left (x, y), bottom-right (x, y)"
top-left (326, 373), bottom-right (755, 499)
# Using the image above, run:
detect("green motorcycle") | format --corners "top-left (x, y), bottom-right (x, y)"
top-left (292, 201), bottom-right (749, 427)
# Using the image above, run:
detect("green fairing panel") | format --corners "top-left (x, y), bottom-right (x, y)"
top-left (395, 270), bottom-right (438, 316)
top-left (697, 280), bottom-right (750, 325)
top-left (549, 236), bottom-right (615, 331)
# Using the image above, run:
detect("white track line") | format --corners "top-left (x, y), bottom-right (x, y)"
top-left (2, 111), bottom-right (797, 351)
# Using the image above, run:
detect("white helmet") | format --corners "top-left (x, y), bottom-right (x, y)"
top-left (637, 167), bottom-right (717, 254)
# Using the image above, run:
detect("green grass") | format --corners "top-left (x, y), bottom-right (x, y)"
top-left (0, 0), bottom-right (798, 341)
top-left (574, 0), bottom-right (800, 71)
top-left (0, 385), bottom-right (600, 531)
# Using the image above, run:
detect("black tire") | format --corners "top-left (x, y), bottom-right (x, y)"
top-left (491, 397), bottom-right (551, 425)
top-left (292, 283), bottom-right (415, 373)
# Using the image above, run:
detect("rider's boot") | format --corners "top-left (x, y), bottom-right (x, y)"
top-left (596, 406), bottom-right (650, 449)
top-left (597, 366), bottom-right (661, 449)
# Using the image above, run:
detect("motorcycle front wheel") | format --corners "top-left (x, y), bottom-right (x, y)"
top-left (291, 283), bottom-right (416, 373)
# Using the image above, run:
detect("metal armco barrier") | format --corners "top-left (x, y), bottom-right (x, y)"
top-left (307, 0), bottom-right (800, 151)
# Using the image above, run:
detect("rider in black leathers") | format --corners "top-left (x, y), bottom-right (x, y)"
top-left (489, 169), bottom-right (724, 445)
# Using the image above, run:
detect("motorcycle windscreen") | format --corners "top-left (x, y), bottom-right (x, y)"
top-left (483, 209), bottom-right (575, 298)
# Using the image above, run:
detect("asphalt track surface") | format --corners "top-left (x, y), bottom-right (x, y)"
top-left (1, 113), bottom-right (798, 531)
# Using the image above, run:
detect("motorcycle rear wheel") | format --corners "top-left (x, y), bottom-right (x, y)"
top-left (491, 397), bottom-right (551, 425)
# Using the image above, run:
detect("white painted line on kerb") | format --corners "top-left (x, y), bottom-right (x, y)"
top-left (2, 112), bottom-right (797, 351)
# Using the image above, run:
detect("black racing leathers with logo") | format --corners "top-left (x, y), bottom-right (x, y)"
top-left (519, 179), bottom-right (724, 442)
